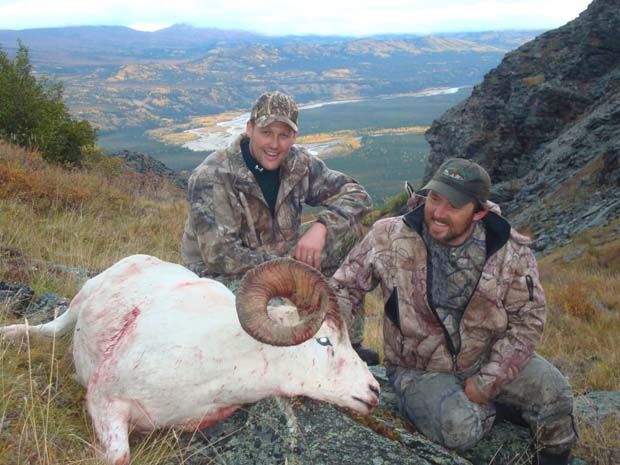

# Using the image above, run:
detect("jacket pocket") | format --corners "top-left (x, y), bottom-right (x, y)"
top-left (385, 287), bottom-right (401, 331)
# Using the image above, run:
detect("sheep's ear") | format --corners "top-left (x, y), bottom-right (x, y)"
top-left (403, 181), bottom-right (426, 212)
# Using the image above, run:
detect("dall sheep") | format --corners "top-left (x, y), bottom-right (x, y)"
top-left (0, 254), bottom-right (380, 465)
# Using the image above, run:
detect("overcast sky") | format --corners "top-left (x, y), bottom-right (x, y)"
top-left (0, 0), bottom-right (593, 36)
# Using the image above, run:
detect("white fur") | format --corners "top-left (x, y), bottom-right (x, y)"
top-left (1, 254), bottom-right (379, 465)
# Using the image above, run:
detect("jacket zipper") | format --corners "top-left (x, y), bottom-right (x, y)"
top-left (426, 287), bottom-right (461, 372)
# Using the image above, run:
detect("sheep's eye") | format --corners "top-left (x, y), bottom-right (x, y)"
top-left (316, 337), bottom-right (332, 346)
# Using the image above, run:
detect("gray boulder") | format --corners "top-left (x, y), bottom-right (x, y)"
top-left (112, 150), bottom-right (188, 190)
top-left (173, 366), bottom-right (607, 465)
top-left (0, 282), bottom-right (69, 323)
top-left (0, 282), bottom-right (34, 316)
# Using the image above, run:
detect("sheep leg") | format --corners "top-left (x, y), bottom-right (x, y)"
top-left (87, 391), bottom-right (132, 465)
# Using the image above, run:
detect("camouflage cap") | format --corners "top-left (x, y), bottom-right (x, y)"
top-left (422, 158), bottom-right (491, 208)
top-left (250, 91), bottom-right (299, 132)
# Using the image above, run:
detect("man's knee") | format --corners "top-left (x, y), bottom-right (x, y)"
top-left (436, 404), bottom-right (487, 450)
top-left (536, 366), bottom-right (573, 416)
top-left (504, 354), bottom-right (574, 421)
top-left (401, 375), bottom-right (492, 451)
top-left (498, 354), bottom-right (577, 452)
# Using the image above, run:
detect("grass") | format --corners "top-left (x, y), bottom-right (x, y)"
top-left (0, 140), bottom-right (187, 295)
top-left (0, 140), bottom-right (191, 464)
top-left (1, 140), bottom-right (619, 464)
top-left (0, 327), bottom-right (95, 465)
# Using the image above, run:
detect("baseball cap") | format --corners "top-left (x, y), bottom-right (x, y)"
top-left (250, 91), bottom-right (299, 132)
top-left (422, 158), bottom-right (491, 208)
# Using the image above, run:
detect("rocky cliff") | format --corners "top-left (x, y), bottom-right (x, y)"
top-left (424, 0), bottom-right (620, 252)
top-left (112, 149), bottom-right (189, 190)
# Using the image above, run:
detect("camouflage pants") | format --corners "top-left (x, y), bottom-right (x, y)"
top-left (387, 353), bottom-right (578, 453)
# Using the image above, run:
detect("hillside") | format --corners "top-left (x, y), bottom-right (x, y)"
top-left (0, 140), bottom-right (187, 293)
top-left (424, 0), bottom-right (620, 254)
top-left (2, 4), bottom-right (620, 462)
top-left (1, 141), bottom-right (618, 464)
top-left (0, 26), bottom-right (540, 134)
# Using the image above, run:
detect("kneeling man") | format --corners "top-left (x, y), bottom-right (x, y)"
top-left (330, 158), bottom-right (577, 464)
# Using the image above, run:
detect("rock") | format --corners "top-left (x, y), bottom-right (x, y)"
top-left (24, 292), bottom-right (70, 324)
top-left (175, 396), bottom-right (471, 465)
top-left (0, 281), bottom-right (34, 315)
top-left (170, 366), bottom-right (613, 465)
top-left (563, 248), bottom-right (585, 262)
top-left (597, 150), bottom-right (620, 187)
top-left (112, 150), bottom-right (188, 190)
top-left (575, 391), bottom-right (620, 427)
top-left (423, 0), bottom-right (620, 252)
top-left (28, 260), bottom-right (95, 281)
top-left (0, 282), bottom-right (70, 323)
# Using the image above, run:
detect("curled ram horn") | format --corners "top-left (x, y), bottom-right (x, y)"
top-left (235, 258), bottom-right (342, 346)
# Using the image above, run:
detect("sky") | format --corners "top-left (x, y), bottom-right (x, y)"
top-left (0, 0), bottom-right (593, 36)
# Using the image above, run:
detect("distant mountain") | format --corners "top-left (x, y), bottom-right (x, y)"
top-left (0, 24), bottom-right (263, 60)
top-left (424, 0), bottom-right (620, 253)
top-left (0, 25), bottom-right (541, 132)
top-left (0, 25), bottom-right (541, 62)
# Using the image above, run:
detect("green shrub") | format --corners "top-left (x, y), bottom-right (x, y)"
top-left (0, 42), bottom-right (96, 166)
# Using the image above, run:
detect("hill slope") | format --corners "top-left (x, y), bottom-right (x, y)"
top-left (1, 139), bottom-right (619, 465)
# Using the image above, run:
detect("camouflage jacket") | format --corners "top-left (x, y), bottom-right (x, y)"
top-left (181, 134), bottom-right (372, 278)
top-left (330, 204), bottom-right (546, 399)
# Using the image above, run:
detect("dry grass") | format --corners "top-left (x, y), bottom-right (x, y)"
top-left (540, 270), bottom-right (620, 392)
top-left (0, 324), bottom-right (97, 465)
top-left (0, 140), bottom-right (187, 296)
top-left (536, 225), bottom-right (620, 464)
top-left (0, 142), bottom-right (208, 464)
top-left (536, 222), bottom-right (620, 394)
top-left (575, 416), bottom-right (620, 465)
top-left (1, 140), bottom-right (618, 463)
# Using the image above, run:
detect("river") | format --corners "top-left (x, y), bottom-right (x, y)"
top-left (181, 87), bottom-right (461, 154)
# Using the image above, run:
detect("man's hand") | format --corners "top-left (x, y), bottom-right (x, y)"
top-left (464, 377), bottom-right (489, 404)
top-left (295, 222), bottom-right (327, 269)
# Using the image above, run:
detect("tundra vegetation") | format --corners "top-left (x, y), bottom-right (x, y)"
top-left (0, 44), bottom-right (97, 168)
top-left (1, 41), bottom-right (619, 465)
top-left (1, 140), bottom-right (619, 464)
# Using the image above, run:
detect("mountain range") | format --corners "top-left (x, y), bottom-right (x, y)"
top-left (0, 26), bottom-right (541, 133)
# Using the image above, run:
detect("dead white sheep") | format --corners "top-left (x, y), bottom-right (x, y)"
top-left (0, 254), bottom-right (380, 464)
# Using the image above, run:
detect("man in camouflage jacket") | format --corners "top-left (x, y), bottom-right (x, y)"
top-left (331, 159), bottom-right (577, 465)
top-left (181, 91), bottom-right (378, 363)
